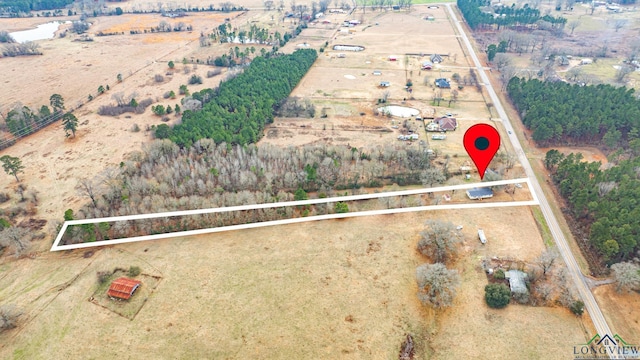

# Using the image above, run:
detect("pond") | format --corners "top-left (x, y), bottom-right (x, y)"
top-left (377, 105), bottom-right (419, 118)
top-left (9, 21), bottom-right (69, 43)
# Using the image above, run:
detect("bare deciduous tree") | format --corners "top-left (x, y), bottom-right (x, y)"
top-left (568, 20), bottom-right (580, 35)
top-left (613, 19), bottom-right (628, 33)
top-left (417, 220), bottom-right (462, 263)
top-left (416, 263), bottom-right (460, 309)
top-left (0, 304), bottom-right (22, 332)
top-left (611, 262), bottom-right (640, 293)
top-left (536, 248), bottom-right (559, 277)
top-left (0, 227), bottom-right (31, 257)
top-left (614, 65), bottom-right (634, 84)
top-left (77, 177), bottom-right (100, 208)
top-left (420, 167), bottom-right (445, 187)
top-left (415, 262), bottom-right (460, 308)
top-left (493, 53), bottom-right (512, 72)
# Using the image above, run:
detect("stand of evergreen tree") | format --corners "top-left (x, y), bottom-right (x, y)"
top-left (163, 49), bottom-right (318, 147)
top-left (0, 0), bottom-right (74, 14)
top-left (508, 78), bottom-right (640, 146)
top-left (546, 152), bottom-right (640, 264)
top-left (457, 0), bottom-right (566, 30)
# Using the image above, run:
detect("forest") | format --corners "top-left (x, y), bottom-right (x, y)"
top-left (457, 0), bottom-right (566, 30)
top-left (507, 78), bottom-right (640, 146)
top-left (545, 151), bottom-right (640, 265)
top-left (162, 49), bottom-right (317, 147)
top-left (0, 0), bottom-right (73, 13)
top-left (60, 139), bottom-right (440, 245)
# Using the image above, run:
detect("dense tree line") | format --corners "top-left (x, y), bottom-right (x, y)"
top-left (61, 139), bottom-right (439, 244)
top-left (163, 49), bottom-right (318, 147)
top-left (457, 0), bottom-right (565, 30)
top-left (507, 78), bottom-right (640, 146)
top-left (545, 151), bottom-right (640, 263)
top-left (0, 0), bottom-right (73, 14)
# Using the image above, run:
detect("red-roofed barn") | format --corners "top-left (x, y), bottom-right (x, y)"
top-left (107, 277), bottom-right (141, 300)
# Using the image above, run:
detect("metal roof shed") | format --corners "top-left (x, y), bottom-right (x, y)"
top-left (107, 277), bottom-right (141, 300)
top-left (505, 270), bottom-right (528, 294)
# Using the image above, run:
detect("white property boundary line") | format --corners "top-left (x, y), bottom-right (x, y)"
top-left (51, 177), bottom-right (536, 251)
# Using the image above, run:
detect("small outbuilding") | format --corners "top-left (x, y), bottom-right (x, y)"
top-left (421, 61), bottom-right (433, 70)
top-left (505, 270), bottom-right (528, 294)
top-left (107, 277), bottom-right (141, 300)
top-left (379, 81), bottom-right (391, 87)
top-left (430, 53), bottom-right (443, 63)
top-left (466, 187), bottom-right (494, 200)
top-left (388, 55), bottom-right (398, 61)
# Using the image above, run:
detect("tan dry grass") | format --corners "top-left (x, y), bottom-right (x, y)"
top-left (0, 207), bottom-right (592, 359)
top-left (593, 284), bottom-right (640, 343)
top-left (0, 4), bottom-right (595, 359)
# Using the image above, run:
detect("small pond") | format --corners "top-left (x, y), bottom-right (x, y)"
top-left (10, 21), bottom-right (69, 43)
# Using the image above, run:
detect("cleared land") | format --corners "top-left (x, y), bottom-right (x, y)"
top-left (0, 209), bottom-right (591, 359)
top-left (0, 4), bottom-right (598, 358)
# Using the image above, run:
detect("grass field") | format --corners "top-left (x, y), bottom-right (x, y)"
top-left (0, 3), bottom-right (601, 358)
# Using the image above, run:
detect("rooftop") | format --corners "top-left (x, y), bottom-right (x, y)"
top-left (107, 277), bottom-right (141, 300)
top-left (466, 187), bottom-right (493, 199)
top-left (505, 270), bottom-right (528, 294)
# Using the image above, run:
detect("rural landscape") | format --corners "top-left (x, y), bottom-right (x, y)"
top-left (0, 0), bottom-right (639, 358)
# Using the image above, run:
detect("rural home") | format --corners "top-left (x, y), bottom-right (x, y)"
top-left (466, 187), bottom-right (494, 200)
top-left (373, 70), bottom-right (382, 76)
top-left (430, 54), bottom-right (443, 63)
top-left (379, 81), bottom-right (390, 87)
top-left (580, 58), bottom-right (593, 65)
top-left (505, 270), bottom-right (528, 294)
top-left (421, 61), bottom-right (433, 70)
top-left (431, 134), bottom-right (446, 140)
top-left (434, 117), bottom-right (458, 131)
top-left (435, 78), bottom-right (450, 88)
top-left (107, 277), bottom-right (141, 300)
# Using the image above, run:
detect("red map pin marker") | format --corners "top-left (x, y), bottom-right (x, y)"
top-left (463, 124), bottom-right (501, 180)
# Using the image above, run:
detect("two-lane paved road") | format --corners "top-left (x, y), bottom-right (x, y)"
top-left (445, 2), bottom-right (614, 344)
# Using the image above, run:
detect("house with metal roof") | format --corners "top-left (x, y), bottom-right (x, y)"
top-left (466, 187), bottom-right (493, 200)
top-left (430, 53), bottom-right (443, 63)
top-left (421, 61), bottom-right (433, 70)
top-left (107, 277), bottom-right (141, 300)
top-left (435, 117), bottom-right (458, 131)
top-left (505, 270), bottom-right (528, 294)
top-left (435, 78), bottom-right (450, 88)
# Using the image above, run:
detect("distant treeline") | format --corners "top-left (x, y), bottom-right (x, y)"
top-left (160, 49), bottom-right (318, 147)
top-left (507, 78), bottom-right (640, 146)
top-left (457, 0), bottom-right (566, 30)
top-left (0, 0), bottom-right (73, 13)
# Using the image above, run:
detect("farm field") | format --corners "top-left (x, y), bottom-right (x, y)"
top-left (0, 2), bottom-right (601, 359)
